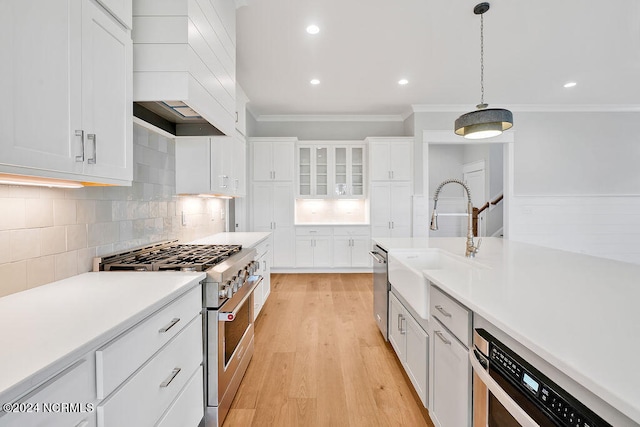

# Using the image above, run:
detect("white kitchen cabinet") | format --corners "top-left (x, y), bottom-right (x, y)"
top-left (368, 137), bottom-right (413, 182)
top-left (295, 235), bottom-right (332, 268)
top-left (254, 237), bottom-right (272, 319)
top-left (175, 135), bottom-right (246, 197)
top-left (252, 182), bottom-right (295, 267)
top-left (332, 227), bottom-right (371, 268)
top-left (370, 182), bottom-right (412, 238)
top-left (0, 0), bottom-right (133, 186)
top-left (250, 138), bottom-right (296, 181)
top-left (235, 83), bottom-right (249, 136)
top-left (0, 357), bottom-right (96, 427)
top-left (432, 319), bottom-right (471, 427)
top-left (297, 144), bottom-right (330, 197)
top-left (333, 145), bottom-right (365, 198)
top-left (388, 292), bottom-right (428, 407)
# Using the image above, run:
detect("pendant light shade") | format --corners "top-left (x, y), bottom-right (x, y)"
top-left (454, 108), bottom-right (513, 139)
top-left (455, 3), bottom-right (513, 139)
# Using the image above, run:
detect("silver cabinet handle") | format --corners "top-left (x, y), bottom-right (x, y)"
top-left (400, 315), bottom-right (406, 335)
top-left (435, 305), bottom-right (452, 318)
top-left (75, 130), bottom-right (85, 162)
top-left (391, 221), bottom-right (395, 229)
top-left (235, 111), bottom-right (239, 123)
top-left (159, 367), bottom-right (181, 388)
top-left (262, 260), bottom-right (266, 270)
top-left (397, 314), bottom-right (403, 331)
top-left (435, 330), bottom-right (451, 345)
top-left (87, 134), bottom-right (96, 164)
top-left (158, 318), bottom-right (180, 333)
top-left (234, 178), bottom-right (239, 190)
top-left (391, 171), bottom-right (394, 179)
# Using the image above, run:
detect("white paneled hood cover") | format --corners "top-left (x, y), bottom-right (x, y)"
top-left (132, 0), bottom-right (237, 137)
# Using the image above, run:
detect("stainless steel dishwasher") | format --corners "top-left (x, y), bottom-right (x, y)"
top-left (369, 245), bottom-right (389, 340)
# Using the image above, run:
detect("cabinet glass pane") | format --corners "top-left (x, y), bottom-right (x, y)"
top-left (352, 147), bottom-right (363, 164)
top-left (299, 147), bottom-right (312, 195)
top-left (300, 148), bottom-right (311, 164)
top-left (315, 147), bottom-right (328, 195)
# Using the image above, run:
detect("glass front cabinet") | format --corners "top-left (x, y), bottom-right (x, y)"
top-left (296, 143), bottom-right (365, 198)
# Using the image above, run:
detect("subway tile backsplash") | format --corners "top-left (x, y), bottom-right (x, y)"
top-left (0, 124), bottom-right (227, 297)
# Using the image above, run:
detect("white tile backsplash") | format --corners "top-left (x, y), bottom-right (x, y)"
top-left (0, 124), bottom-right (227, 297)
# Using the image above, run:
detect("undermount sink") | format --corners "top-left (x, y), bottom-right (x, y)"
top-left (388, 249), bottom-right (474, 319)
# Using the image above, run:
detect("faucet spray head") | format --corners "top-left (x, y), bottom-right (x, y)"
top-left (430, 210), bottom-right (438, 231)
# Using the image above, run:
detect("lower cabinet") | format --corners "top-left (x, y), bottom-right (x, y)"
top-left (295, 235), bottom-right (332, 267)
top-left (254, 237), bottom-right (272, 320)
top-left (389, 291), bottom-right (428, 407)
top-left (429, 284), bottom-right (472, 427)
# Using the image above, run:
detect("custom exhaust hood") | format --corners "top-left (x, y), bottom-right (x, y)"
top-left (133, 101), bottom-right (225, 137)
top-left (132, 1), bottom-right (237, 138)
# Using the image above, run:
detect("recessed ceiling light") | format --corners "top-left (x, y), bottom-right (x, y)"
top-left (306, 25), bottom-right (320, 35)
top-left (563, 82), bottom-right (577, 88)
top-left (310, 79), bottom-right (320, 85)
top-left (398, 79), bottom-right (409, 85)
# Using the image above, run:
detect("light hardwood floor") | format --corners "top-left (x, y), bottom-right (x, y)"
top-left (223, 273), bottom-right (435, 427)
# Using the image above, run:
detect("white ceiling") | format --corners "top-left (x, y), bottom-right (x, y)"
top-left (236, 0), bottom-right (640, 118)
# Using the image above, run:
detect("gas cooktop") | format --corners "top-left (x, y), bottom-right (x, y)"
top-left (95, 241), bottom-right (242, 272)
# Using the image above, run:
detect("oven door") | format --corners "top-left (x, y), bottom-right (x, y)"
top-left (216, 275), bottom-right (262, 398)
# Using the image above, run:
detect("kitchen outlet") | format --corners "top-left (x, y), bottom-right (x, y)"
top-left (181, 211), bottom-right (187, 226)
top-left (220, 209), bottom-right (225, 220)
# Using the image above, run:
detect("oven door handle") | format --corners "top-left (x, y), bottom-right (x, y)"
top-left (469, 350), bottom-right (540, 427)
top-left (219, 276), bottom-right (263, 321)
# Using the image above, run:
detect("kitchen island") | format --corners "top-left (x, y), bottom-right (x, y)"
top-left (374, 237), bottom-right (640, 426)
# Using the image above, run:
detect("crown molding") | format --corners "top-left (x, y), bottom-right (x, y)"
top-left (412, 104), bottom-right (640, 113)
top-left (254, 114), bottom-right (406, 122)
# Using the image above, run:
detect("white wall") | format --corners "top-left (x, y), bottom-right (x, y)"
top-left (248, 118), bottom-right (406, 140)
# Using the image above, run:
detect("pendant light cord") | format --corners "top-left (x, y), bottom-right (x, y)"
top-left (479, 12), bottom-right (485, 107)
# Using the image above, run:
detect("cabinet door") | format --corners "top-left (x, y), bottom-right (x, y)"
top-left (332, 236), bottom-right (352, 268)
top-left (273, 227), bottom-right (295, 267)
top-left (175, 138), bottom-right (210, 194)
top-left (389, 140), bottom-right (412, 181)
top-left (405, 315), bottom-right (428, 407)
top-left (210, 136), bottom-right (232, 194)
top-left (233, 137), bottom-right (247, 196)
top-left (272, 141), bottom-right (294, 181)
top-left (81, 0), bottom-right (132, 181)
top-left (370, 182), bottom-right (391, 237)
top-left (313, 236), bottom-right (332, 267)
top-left (252, 142), bottom-right (274, 181)
top-left (369, 141), bottom-right (390, 181)
top-left (314, 146), bottom-right (329, 196)
top-left (433, 324), bottom-right (471, 427)
top-left (251, 183), bottom-right (274, 230)
top-left (298, 146), bottom-right (312, 196)
top-left (388, 293), bottom-right (405, 360)
top-left (0, 0), bottom-right (82, 175)
top-left (273, 182), bottom-right (294, 228)
top-left (295, 237), bottom-right (315, 267)
top-left (350, 237), bottom-right (372, 267)
top-left (349, 146), bottom-right (365, 196)
top-left (390, 182), bottom-right (412, 237)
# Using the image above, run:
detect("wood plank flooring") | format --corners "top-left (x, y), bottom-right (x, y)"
top-left (223, 273), bottom-right (435, 427)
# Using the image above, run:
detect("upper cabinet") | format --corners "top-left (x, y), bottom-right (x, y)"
top-left (295, 142), bottom-right (366, 199)
top-left (0, 0), bottom-right (133, 185)
top-left (235, 83), bottom-right (250, 136)
top-left (132, 0), bottom-right (237, 136)
top-left (368, 137), bottom-right (413, 182)
top-left (250, 138), bottom-right (296, 182)
top-left (175, 135), bottom-right (247, 197)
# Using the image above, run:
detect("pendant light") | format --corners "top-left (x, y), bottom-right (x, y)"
top-left (454, 2), bottom-right (513, 139)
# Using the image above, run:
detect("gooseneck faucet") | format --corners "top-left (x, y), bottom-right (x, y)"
top-left (430, 178), bottom-right (481, 258)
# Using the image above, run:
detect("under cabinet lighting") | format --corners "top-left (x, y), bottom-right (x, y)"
top-left (0, 173), bottom-right (84, 189)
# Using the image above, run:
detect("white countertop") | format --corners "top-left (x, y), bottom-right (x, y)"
top-left (374, 237), bottom-right (640, 424)
top-left (189, 232), bottom-right (271, 248)
top-left (0, 271), bottom-right (205, 401)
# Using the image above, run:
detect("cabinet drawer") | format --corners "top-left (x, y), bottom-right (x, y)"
top-left (1, 358), bottom-right (95, 427)
top-left (430, 285), bottom-right (471, 346)
top-left (156, 365), bottom-right (204, 427)
top-left (332, 226), bottom-right (370, 236)
top-left (254, 238), bottom-right (271, 258)
top-left (96, 286), bottom-right (201, 398)
top-left (295, 227), bottom-right (333, 236)
top-left (97, 315), bottom-right (203, 427)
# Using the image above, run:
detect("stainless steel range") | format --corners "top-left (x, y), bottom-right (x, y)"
top-left (94, 241), bottom-right (263, 427)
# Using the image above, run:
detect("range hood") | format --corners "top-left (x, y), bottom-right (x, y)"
top-left (133, 101), bottom-right (225, 137)
top-left (132, 1), bottom-right (237, 138)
